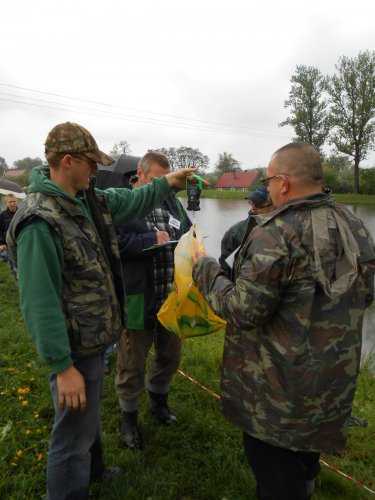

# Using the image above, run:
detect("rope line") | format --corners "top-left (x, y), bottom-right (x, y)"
top-left (177, 368), bottom-right (220, 399)
top-left (176, 368), bottom-right (375, 496)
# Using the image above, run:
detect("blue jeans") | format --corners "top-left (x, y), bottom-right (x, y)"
top-left (47, 354), bottom-right (105, 500)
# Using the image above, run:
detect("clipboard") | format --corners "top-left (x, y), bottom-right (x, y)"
top-left (142, 240), bottom-right (179, 252)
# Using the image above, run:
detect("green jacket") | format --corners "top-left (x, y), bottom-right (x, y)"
top-left (7, 165), bottom-right (171, 373)
top-left (193, 193), bottom-right (375, 452)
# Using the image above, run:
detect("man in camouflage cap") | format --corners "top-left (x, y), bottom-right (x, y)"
top-left (192, 142), bottom-right (375, 499)
top-left (44, 121), bottom-right (114, 166)
top-left (7, 122), bottom-right (196, 500)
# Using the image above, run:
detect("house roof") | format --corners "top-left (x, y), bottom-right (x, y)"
top-left (215, 170), bottom-right (259, 188)
top-left (5, 169), bottom-right (28, 177)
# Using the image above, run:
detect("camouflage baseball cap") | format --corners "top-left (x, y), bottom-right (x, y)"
top-left (44, 122), bottom-right (115, 166)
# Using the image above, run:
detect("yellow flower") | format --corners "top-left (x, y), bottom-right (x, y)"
top-left (17, 387), bottom-right (30, 394)
top-left (37, 452), bottom-right (43, 461)
top-left (25, 429), bottom-right (32, 435)
top-left (16, 449), bottom-right (23, 457)
top-left (10, 462), bottom-right (18, 467)
top-left (22, 400), bottom-right (29, 406)
top-left (34, 412), bottom-right (39, 418)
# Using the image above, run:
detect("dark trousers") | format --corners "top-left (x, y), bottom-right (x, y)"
top-left (243, 433), bottom-right (320, 500)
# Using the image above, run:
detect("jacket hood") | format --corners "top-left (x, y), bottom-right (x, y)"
top-left (28, 165), bottom-right (81, 205)
top-left (256, 192), bottom-right (360, 299)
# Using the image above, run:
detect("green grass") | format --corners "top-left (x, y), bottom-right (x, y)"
top-left (334, 194), bottom-right (375, 205)
top-left (0, 262), bottom-right (374, 499)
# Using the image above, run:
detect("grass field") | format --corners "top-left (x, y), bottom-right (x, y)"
top-left (0, 262), bottom-right (374, 499)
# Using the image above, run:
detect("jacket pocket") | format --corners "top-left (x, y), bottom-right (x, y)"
top-left (66, 297), bottom-right (115, 352)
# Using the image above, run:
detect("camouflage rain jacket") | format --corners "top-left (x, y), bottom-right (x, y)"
top-left (193, 192), bottom-right (375, 452)
top-left (7, 165), bottom-right (171, 372)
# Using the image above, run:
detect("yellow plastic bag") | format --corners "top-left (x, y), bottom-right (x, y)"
top-left (157, 225), bottom-right (226, 338)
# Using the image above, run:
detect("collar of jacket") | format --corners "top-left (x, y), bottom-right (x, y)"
top-left (254, 192), bottom-right (334, 226)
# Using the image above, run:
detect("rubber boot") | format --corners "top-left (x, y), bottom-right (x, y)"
top-left (149, 391), bottom-right (177, 425)
top-left (121, 410), bottom-right (142, 450)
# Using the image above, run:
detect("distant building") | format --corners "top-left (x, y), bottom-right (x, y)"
top-left (215, 170), bottom-right (259, 191)
top-left (5, 169), bottom-right (28, 178)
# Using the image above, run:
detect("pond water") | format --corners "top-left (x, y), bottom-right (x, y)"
top-left (181, 198), bottom-right (375, 360)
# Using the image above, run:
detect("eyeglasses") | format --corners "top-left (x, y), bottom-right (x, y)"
top-left (260, 173), bottom-right (289, 187)
top-left (71, 155), bottom-right (97, 168)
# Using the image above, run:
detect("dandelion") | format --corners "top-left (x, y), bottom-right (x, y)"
top-left (16, 449), bottom-right (23, 457)
top-left (22, 400), bottom-right (29, 406)
top-left (10, 462), bottom-right (18, 467)
top-left (25, 429), bottom-right (32, 435)
top-left (37, 452), bottom-right (43, 461)
top-left (18, 387), bottom-right (30, 394)
top-left (34, 412), bottom-right (39, 419)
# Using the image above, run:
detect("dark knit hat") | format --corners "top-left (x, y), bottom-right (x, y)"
top-left (244, 186), bottom-right (269, 207)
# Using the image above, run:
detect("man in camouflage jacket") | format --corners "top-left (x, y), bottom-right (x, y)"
top-left (192, 142), bottom-right (375, 500)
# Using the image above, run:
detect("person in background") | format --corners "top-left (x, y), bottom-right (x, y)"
top-left (6, 122), bottom-right (196, 500)
top-left (191, 142), bottom-right (375, 500)
top-left (115, 151), bottom-right (191, 450)
top-left (0, 193), bottom-right (19, 261)
top-left (219, 186), bottom-right (273, 277)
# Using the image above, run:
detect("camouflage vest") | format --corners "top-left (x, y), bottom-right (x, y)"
top-left (7, 192), bottom-right (124, 358)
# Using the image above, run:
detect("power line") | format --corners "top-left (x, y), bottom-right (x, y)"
top-left (0, 82), bottom-right (290, 139)
top-left (0, 96), bottom-right (289, 139)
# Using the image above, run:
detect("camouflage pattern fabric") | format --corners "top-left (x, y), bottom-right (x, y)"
top-left (44, 122), bottom-right (114, 166)
top-left (7, 192), bottom-right (123, 358)
top-left (193, 192), bottom-right (375, 452)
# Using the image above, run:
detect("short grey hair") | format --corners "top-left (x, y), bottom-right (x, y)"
top-left (138, 151), bottom-right (170, 175)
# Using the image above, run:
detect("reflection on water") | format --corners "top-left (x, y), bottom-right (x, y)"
top-left (182, 198), bottom-right (375, 360)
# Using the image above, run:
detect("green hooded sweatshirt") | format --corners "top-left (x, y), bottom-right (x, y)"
top-left (9, 165), bottom-right (171, 373)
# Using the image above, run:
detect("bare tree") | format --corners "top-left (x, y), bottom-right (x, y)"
top-left (110, 140), bottom-right (131, 155)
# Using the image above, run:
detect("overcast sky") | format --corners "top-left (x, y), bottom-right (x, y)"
top-left (1, 0), bottom-right (374, 170)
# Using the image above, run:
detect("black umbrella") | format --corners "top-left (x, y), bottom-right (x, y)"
top-left (0, 178), bottom-right (26, 198)
top-left (96, 154), bottom-right (141, 189)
